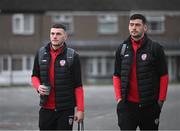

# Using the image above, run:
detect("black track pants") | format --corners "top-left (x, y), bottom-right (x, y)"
top-left (117, 101), bottom-right (161, 131)
top-left (39, 108), bottom-right (74, 130)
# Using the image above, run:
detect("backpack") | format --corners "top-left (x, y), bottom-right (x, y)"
top-left (38, 46), bottom-right (75, 68)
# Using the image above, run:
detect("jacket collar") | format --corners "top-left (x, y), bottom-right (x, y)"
top-left (124, 34), bottom-right (149, 46)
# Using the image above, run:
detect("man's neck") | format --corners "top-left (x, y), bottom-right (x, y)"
top-left (131, 36), bottom-right (142, 42)
top-left (51, 43), bottom-right (64, 51)
top-left (131, 33), bottom-right (144, 42)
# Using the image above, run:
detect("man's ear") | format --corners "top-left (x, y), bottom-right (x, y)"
top-left (64, 32), bottom-right (68, 41)
top-left (144, 24), bottom-right (148, 32)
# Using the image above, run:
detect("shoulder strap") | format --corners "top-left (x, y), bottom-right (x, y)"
top-left (38, 46), bottom-right (75, 67)
top-left (150, 40), bottom-right (158, 58)
top-left (120, 43), bottom-right (127, 56)
top-left (67, 48), bottom-right (75, 67)
top-left (38, 46), bottom-right (46, 65)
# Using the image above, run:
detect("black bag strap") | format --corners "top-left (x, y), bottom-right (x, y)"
top-left (78, 121), bottom-right (84, 131)
top-left (38, 46), bottom-right (46, 65)
top-left (38, 46), bottom-right (75, 68)
top-left (120, 43), bottom-right (127, 56)
top-left (66, 48), bottom-right (75, 67)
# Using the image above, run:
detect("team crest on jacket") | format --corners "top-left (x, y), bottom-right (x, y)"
top-left (141, 53), bottom-right (147, 61)
top-left (60, 60), bottom-right (66, 66)
top-left (68, 115), bottom-right (74, 125)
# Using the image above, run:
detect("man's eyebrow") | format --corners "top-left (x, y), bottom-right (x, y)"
top-left (50, 32), bottom-right (61, 34)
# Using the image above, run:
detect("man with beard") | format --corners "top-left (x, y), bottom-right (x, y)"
top-left (113, 14), bottom-right (168, 130)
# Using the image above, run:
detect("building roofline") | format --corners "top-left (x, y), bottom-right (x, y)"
top-left (1, 0), bottom-right (180, 14)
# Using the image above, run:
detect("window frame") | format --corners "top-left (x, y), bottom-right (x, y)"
top-left (147, 16), bottom-right (165, 34)
top-left (51, 14), bottom-right (74, 34)
top-left (12, 14), bottom-right (34, 35)
top-left (87, 57), bottom-right (114, 77)
top-left (0, 55), bottom-right (34, 73)
top-left (97, 14), bottom-right (118, 35)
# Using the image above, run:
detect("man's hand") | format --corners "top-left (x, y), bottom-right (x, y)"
top-left (38, 85), bottom-right (49, 95)
top-left (117, 98), bottom-right (122, 104)
top-left (74, 111), bottom-right (84, 123)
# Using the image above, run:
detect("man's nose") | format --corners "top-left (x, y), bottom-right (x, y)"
top-left (53, 35), bottom-right (57, 39)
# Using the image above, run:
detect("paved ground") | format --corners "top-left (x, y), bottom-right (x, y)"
top-left (0, 84), bottom-right (180, 130)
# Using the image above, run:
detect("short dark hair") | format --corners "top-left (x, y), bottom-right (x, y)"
top-left (51, 23), bottom-right (66, 31)
top-left (129, 14), bottom-right (147, 24)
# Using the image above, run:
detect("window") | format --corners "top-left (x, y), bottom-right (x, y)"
top-left (87, 58), bottom-right (97, 76)
top-left (97, 58), bottom-right (102, 75)
top-left (26, 56), bottom-right (32, 70)
top-left (52, 14), bottom-right (74, 34)
top-left (12, 14), bottom-right (34, 35)
top-left (87, 57), bottom-right (114, 76)
top-left (98, 14), bottom-right (118, 34)
top-left (106, 58), bottom-right (114, 75)
top-left (0, 57), bottom-right (9, 72)
top-left (0, 55), bottom-right (34, 73)
top-left (147, 16), bottom-right (165, 34)
top-left (2, 57), bottom-right (8, 71)
top-left (12, 57), bottom-right (22, 71)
